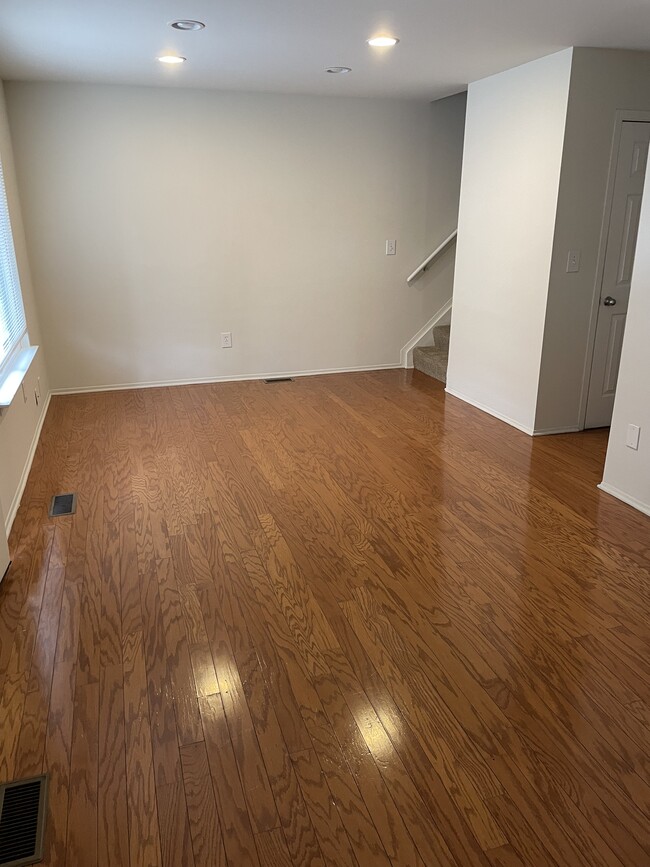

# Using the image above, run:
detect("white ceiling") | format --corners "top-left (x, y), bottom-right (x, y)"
top-left (0, 0), bottom-right (649, 100)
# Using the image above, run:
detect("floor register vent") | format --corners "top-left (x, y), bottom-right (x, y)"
top-left (0, 775), bottom-right (48, 866)
top-left (48, 494), bottom-right (77, 518)
top-left (264, 377), bottom-right (294, 383)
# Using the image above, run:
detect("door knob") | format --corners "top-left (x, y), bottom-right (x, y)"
top-left (603, 296), bottom-right (617, 306)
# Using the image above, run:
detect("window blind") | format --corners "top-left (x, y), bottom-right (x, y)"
top-left (0, 155), bottom-right (27, 372)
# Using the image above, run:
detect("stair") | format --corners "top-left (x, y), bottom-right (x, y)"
top-left (413, 325), bottom-right (450, 384)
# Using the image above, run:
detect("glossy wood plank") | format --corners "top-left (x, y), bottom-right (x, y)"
top-left (41, 655), bottom-right (77, 865)
top-left (180, 740), bottom-right (228, 867)
top-left (123, 630), bottom-right (162, 867)
top-left (1, 370), bottom-right (649, 866)
top-left (199, 693), bottom-right (262, 867)
top-left (156, 556), bottom-right (203, 746)
top-left (65, 680), bottom-right (99, 865)
top-left (157, 779), bottom-right (196, 867)
top-left (98, 662), bottom-right (129, 866)
top-left (240, 649), bottom-right (325, 867)
top-left (200, 595), bottom-right (278, 835)
top-left (14, 562), bottom-right (66, 778)
top-left (256, 827), bottom-right (295, 867)
top-left (290, 748), bottom-right (359, 867)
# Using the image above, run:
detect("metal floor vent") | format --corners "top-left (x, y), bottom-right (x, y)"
top-left (48, 494), bottom-right (76, 518)
top-left (264, 377), bottom-right (294, 383)
top-left (0, 775), bottom-right (47, 866)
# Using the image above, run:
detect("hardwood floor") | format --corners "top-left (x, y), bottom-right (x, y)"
top-left (2, 369), bottom-right (649, 867)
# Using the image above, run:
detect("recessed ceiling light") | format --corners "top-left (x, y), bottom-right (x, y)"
top-left (367, 36), bottom-right (399, 47)
top-left (170, 20), bottom-right (205, 31)
top-left (326, 66), bottom-right (352, 74)
top-left (158, 55), bottom-right (186, 64)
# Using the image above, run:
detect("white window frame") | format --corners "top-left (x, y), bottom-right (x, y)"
top-left (0, 152), bottom-right (36, 408)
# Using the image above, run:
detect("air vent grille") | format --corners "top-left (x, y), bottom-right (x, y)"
top-left (0, 775), bottom-right (47, 866)
top-left (264, 377), bottom-right (294, 383)
top-left (48, 493), bottom-right (77, 518)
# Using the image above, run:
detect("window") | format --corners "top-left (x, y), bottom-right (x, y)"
top-left (0, 154), bottom-right (27, 375)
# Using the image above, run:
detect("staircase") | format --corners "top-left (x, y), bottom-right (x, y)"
top-left (413, 325), bottom-right (450, 383)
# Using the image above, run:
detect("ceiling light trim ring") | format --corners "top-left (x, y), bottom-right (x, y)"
top-left (169, 20), bottom-right (206, 31)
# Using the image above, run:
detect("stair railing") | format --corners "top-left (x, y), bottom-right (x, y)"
top-left (407, 229), bottom-right (457, 284)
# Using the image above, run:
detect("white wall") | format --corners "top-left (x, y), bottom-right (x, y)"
top-left (535, 49), bottom-right (650, 432)
top-left (0, 81), bottom-right (50, 533)
top-left (601, 167), bottom-right (650, 515)
top-left (5, 82), bottom-right (466, 391)
top-left (445, 50), bottom-right (572, 433)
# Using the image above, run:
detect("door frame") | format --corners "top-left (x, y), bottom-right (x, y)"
top-left (577, 109), bottom-right (650, 430)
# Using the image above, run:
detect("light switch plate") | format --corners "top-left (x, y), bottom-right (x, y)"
top-left (566, 250), bottom-right (581, 273)
top-left (626, 424), bottom-right (640, 450)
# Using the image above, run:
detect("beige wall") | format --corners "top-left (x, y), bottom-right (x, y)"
top-left (5, 82), bottom-right (466, 391)
top-left (0, 80), bottom-right (50, 532)
top-left (535, 48), bottom-right (650, 432)
top-left (602, 166), bottom-right (650, 514)
top-left (446, 50), bottom-right (572, 433)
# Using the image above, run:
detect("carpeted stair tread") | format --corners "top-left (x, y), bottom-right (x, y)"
top-left (413, 346), bottom-right (448, 384)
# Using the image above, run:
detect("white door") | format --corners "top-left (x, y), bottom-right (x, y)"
top-left (585, 121), bottom-right (650, 429)
top-left (0, 500), bottom-right (10, 582)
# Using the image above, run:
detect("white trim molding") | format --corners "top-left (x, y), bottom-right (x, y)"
top-left (444, 386), bottom-right (535, 435)
top-left (50, 362), bottom-right (401, 396)
top-left (532, 425), bottom-right (580, 436)
top-left (0, 344), bottom-right (39, 407)
top-left (400, 298), bottom-right (452, 368)
top-left (597, 482), bottom-right (650, 517)
top-left (5, 390), bottom-right (52, 535)
top-left (444, 386), bottom-right (580, 437)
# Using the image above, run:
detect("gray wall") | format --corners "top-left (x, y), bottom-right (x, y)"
top-left (535, 48), bottom-right (650, 432)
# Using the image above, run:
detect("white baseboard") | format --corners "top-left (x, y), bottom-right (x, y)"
top-left (532, 425), bottom-right (580, 436)
top-left (5, 391), bottom-right (52, 535)
top-left (444, 386), bottom-right (534, 436)
top-left (400, 298), bottom-right (452, 368)
top-left (597, 482), bottom-right (650, 517)
top-left (50, 362), bottom-right (401, 396)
